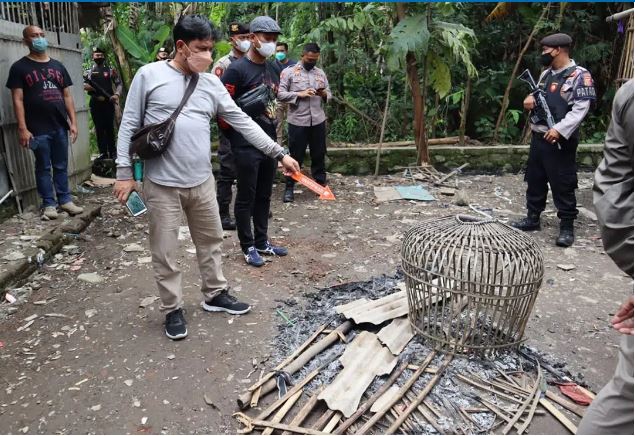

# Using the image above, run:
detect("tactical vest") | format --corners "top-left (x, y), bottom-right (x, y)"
top-left (541, 66), bottom-right (576, 124)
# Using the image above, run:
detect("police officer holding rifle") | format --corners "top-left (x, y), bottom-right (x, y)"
top-left (512, 33), bottom-right (596, 247)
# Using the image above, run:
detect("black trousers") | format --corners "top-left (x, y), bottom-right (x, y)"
top-left (215, 131), bottom-right (237, 217)
top-left (525, 132), bottom-right (579, 221)
top-left (233, 145), bottom-right (277, 252)
top-left (90, 99), bottom-right (116, 158)
top-left (285, 122), bottom-right (327, 188)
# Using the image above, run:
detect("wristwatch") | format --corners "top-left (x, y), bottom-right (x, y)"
top-left (276, 148), bottom-right (289, 162)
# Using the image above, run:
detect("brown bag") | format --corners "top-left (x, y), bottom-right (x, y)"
top-left (129, 73), bottom-right (199, 159)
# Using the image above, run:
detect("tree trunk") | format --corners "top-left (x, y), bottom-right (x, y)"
top-left (493, 3), bottom-right (550, 143)
top-left (459, 76), bottom-right (472, 146)
top-left (101, 6), bottom-right (132, 91)
top-left (374, 76), bottom-right (392, 177)
top-left (430, 93), bottom-right (440, 139)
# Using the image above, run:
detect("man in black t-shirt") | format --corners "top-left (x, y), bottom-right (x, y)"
top-left (84, 47), bottom-right (122, 160)
top-left (5, 25), bottom-right (83, 220)
top-left (221, 16), bottom-right (291, 268)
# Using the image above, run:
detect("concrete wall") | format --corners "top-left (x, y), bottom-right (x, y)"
top-left (324, 144), bottom-right (604, 175)
top-left (0, 4), bottom-right (90, 211)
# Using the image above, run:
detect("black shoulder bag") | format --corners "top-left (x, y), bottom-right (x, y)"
top-left (234, 62), bottom-right (276, 119)
top-left (130, 73), bottom-right (199, 159)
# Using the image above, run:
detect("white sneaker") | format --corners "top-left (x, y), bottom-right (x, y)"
top-left (60, 202), bottom-right (83, 216)
top-left (42, 206), bottom-right (58, 220)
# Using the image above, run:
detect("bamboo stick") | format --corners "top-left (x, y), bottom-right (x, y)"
top-left (539, 399), bottom-right (578, 434)
top-left (516, 386), bottom-right (541, 434)
top-left (386, 354), bottom-right (453, 434)
top-left (238, 322), bottom-right (352, 409)
top-left (247, 324), bottom-right (328, 393)
top-left (234, 413), bottom-right (327, 435)
top-left (322, 412), bottom-right (342, 434)
top-left (313, 409), bottom-right (336, 431)
top-left (434, 163), bottom-right (469, 186)
top-left (282, 390), bottom-right (322, 435)
top-left (502, 366), bottom-right (542, 434)
top-left (356, 350), bottom-right (437, 434)
top-left (262, 389), bottom-right (304, 435)
top-left (545, 390), bottom-right (586, 417)
top-left (455, 374), bottom-right (524, 404)
top-left (403, 391), bottom-right (445, 434)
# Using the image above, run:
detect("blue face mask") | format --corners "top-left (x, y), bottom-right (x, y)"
top-left (31, 37), bottom-right (48, 53)
top-left (275, 52), bottom-right (286, 62)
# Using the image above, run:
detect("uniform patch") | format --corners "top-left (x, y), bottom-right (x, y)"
top-left (583, 73), bottom-right (593, 87)
top-left (549, 82), bottom-right (559, 93)
top-left (104, 72), bottom-right (109, 78)
top-left (214, 67), bottom-right (224, 77)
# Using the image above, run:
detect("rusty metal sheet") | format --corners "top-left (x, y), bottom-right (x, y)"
top-left (377, 317), bottom-right (414, 355)
top-left (318, 331), bottom-right (398, 418)
top-left (335, 291), bottom-right (408, 325)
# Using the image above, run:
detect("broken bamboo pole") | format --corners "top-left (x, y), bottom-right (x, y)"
top-left (434, 163), bottom-right (469, 186)
top-left (333, 359), bottom-right (410, 434)
top-left (455, 374), bottom-right (524, 404)
top-left (238, 321), bottom-right (352, 409)
top-left (356, 350), bottom-right (437, 434)
top-left (477, 397), bottom-right (525, 433)
top-left (539, 398), bottom-right (578, 434)
top-left (262, 389), bottom-right (304, 435)
top-left (502, 366), bottom-right (541, 434)
top-left (516, 386), bottom-right (542, 435)
top-left (313, 409), bottom-right (337, 431)
top-left (234, 413), bottom-right (327, 435)
top-left (403, 391), bottom-right (445, 434)
top-left (256, 367), bottom-right (321, 421)
top-left (247, 324), bottom-right (328, 393)
top-left (545, 390), bottom-right (586, 417)
top-left (385, 354), bottom-right (453, 434)
top-left (282, 390), bottom-right (322, 435)
top-left (322, 412), bottom-right (343, 434)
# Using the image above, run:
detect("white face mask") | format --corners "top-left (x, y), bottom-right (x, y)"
top-left (235, 39), bottom-right (251, 53)
top-left (256, 41), bottom-right (276, 58)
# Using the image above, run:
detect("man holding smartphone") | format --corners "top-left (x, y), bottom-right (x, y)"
top-left (113, 15), bottom-right (299, 340)
top-left (277, 43), bottom-right (331, 203)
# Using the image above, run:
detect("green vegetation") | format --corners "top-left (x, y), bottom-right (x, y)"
top-left (80, 2), bottom-right (631, 162)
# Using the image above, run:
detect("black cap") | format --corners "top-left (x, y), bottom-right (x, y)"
top-left (540, 33), bottom-right (573, 48)
top-left (158, 47), bottom-right (167, 53)
top-left (229, 22), bottom-right (249, 36)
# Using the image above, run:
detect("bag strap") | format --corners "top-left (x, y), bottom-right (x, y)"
top-left (169, 73), bottom-right (199, 121)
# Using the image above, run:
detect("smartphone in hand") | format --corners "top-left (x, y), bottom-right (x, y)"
top-left (125, 190), bottom-right (148, 217)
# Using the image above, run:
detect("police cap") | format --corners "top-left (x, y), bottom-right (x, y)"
top-left (249, 16), bottom-right (281, 34)
top-left (540, 33), bottom-right (573, 48)
top-left (229, 22), bottom-right (249, 36)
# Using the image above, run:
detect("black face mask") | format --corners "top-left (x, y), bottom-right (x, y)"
top-left (94, 58), bottom-right (105, 65)
top-left (304, 61), bottom-right (316, 71)
top-left (539, 52), bottom-right (554, 67)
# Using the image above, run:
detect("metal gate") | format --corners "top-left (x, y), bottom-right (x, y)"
top-left (0, 2), bottom-right (90, 212)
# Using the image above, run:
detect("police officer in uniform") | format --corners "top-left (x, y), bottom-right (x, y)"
top-left (156, 47), bottom-right (169, 62)
top-left (512, 33), bottom-right (596, 247)
top-left (213, 22), bottom-right (250, 231)
top-left (84, 48), bottom-right (122, 160)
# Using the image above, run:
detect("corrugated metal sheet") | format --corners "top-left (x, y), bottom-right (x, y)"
top-left (318, 331), bottom-right (398, 418)
top-left (0, 3), bottom-right (90, 210)
top-left (335, 291), bottom-right (409, 325)
top-left (377, 316), bottom-right (415, 355)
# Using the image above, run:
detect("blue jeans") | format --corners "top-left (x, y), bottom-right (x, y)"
top-left (30, 129), bottom-right (72, 208)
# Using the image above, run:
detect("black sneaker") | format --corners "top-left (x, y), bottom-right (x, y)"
top-left (283, 188), bottom-right (294, 203)
top-left (202, 289), bottom-right (251, 315)
top-left (511, 215), bottom-right (541, 231)
top-left (165, 308), bottom-right (187, 340)
top-left (221, 216), bottom-right (236, 231)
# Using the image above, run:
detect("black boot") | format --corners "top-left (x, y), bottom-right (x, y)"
top-left (556, 220), bottom-right (575, 247)
top-left (220, 215), bottom-right (236, 231)
top-left (283, 187), bottom-right (294, 203)
top-left (511, 214), bottom-right (541, 231)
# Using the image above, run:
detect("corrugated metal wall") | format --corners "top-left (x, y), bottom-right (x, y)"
top-left (0, 2), bottom-right (90, 211)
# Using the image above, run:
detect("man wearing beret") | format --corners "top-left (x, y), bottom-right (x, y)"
top-left (512, 33), bottom-right (596, 247)
top-left (213, 22), bottom-right (251, 231)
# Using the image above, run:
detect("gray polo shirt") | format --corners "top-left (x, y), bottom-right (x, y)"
top-left (277, 63), bottom-right (331, 127)
top-left (116, 61), bottom-right (284, 187)
top-left (530, 60), bottom-right (594, 140)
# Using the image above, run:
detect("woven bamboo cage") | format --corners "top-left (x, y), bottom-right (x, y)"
top-left (401, 215), bottom-right (544, 356)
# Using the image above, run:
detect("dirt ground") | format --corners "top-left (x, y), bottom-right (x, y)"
top-left (0, 171), bottom-right (630, 434)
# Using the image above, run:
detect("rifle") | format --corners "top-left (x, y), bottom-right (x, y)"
top-left (517, 69), bottom-right (561, 150)
top-left (83, 71), bottom-right (122, 126)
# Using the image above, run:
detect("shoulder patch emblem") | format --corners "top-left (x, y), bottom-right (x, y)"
top-left (583, 73), bottom-right (593, 87)
top-left (549, 82), bottom-right (559, 93)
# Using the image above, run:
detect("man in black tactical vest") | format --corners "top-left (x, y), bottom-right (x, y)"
top-left (512, 33), bottom-right (596, 247)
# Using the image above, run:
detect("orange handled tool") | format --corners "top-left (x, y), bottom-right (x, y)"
top-left (291, 172), bottom-right (336, 200)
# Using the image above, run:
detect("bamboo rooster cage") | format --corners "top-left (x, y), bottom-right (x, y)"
top-left (401, 215), bottom-right (544, 356)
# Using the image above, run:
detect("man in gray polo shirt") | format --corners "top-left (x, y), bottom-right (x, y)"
top-left (113, 15), bottom-right (299, 340)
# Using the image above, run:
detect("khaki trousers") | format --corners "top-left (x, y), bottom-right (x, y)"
top-left (144, 176), bottom-right (227, 312)
top-left (577, 335), bottom-right (634, 435)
